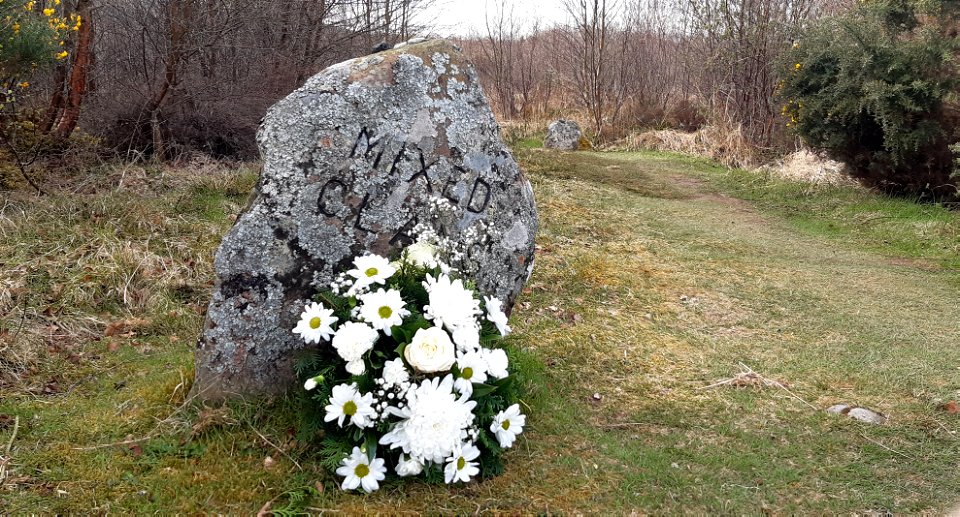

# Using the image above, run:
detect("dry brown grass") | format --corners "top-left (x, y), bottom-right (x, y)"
top-left (757, 149), bottom-right (860, 187)
top-left (613, 122), bottom-right (761, 169)
top-left (610, 123), bottom-right (864, 189)
top-left (0, 159), bottom-right (256, 391)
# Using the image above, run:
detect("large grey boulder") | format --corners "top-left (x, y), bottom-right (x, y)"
top-left (192, 40), bottom-right (538, 400)
top-left (544, 119), bottom-right (582, 150)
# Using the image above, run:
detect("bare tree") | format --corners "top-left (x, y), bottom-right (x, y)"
top-left (78, 0), bottom-right (439, 158)
top-left (472, 0), bottom-right (545, 119)
top-left (675, 0), bottom-right (819, 146)
top-left (460, 0), bottom-right (844, 148)
top-left (561, 0), bottom-right (625, 139)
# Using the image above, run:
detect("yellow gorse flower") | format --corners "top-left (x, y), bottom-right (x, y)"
top-left (42, 7), bottom-right (54, 16)
top-left (56, 50), bottom-right (68, 59)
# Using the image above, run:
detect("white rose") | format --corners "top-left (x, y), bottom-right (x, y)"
top-left (404, 326), bottom-right (456, 373)
top-left (404, 240), bottom-right (438, 268)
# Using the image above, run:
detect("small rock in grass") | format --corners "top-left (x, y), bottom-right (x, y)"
top-left (826, 404), bottom-right (887, 424)
top-left (544, 119), bottom-right (582, 150)
top-left (263, 455), bottom-right (276, 470)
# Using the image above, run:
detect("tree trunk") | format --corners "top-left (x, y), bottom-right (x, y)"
top-left (40, 63), bottom-right (68, 134)
top-left (151, 110), bottom-right (164, 161)
top-left (55, 0), bottom-right (95, 140)
top-left (142, 0), bottom-right (190, 160)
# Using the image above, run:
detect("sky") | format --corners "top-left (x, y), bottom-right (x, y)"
top-left (423, 0), bottom-right (570, 37)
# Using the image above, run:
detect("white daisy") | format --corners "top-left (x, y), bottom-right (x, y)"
top-left (422, 274), bottom-right (482, 332)
top-left (395, 453), bottom-right (423, 477)
top-left (379, 374), bottom-right (477, 464)
top-left (382, 358), bottom-right (410, 387)
top-left (358, 288), bottom-right (410, 335)
top-left (292, 302), bottom-right (338, 344)
top-left (347, 254), bottom-right (396, 288)
top-left (336, 447), bottom-right (386, 493)
top-left (484, 296), bottom-right (511, 336)
top-left (483, 347), bottom-right (509, 379)
top-left (490, 403), bottom-right (525, 448)
top-left (453, 351), bottom-right (488, 396)
top-left (324, 383), bottom-right (376, 429)
top-left (331, 321), bottom-right (378, 364)
top-left (444, 442), bottom-right (480, 484)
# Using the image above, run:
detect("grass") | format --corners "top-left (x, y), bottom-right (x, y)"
top-left (1, 150), bottom-right (959, 513)
top-left (697, 159), bottom-right (960, 274)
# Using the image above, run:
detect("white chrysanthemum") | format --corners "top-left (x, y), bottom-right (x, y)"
top-left (444, 442), bottom-right (480, 484)
top-left (324, 383), bottom-right (376, 429)
top-left (379, 374), bottom-right (477, 464)
top-left (358, 288), bottom-right (410, 335)
top-left (422, 274), bottom-right (482, 332)
top-left (382, 358), bottom-right (410, 387)
top-left (292, 302), bottom-right (338, 344)
top-left (336, 447), bottom-right (386, 493)
top-left (345, 359), bottom-right (365, 376)
top-left (331, 321), bottom-right (378, 364)
top-left (454, 351), bottom-right (488, 396)
top-left (484, 296), bottom-right (512, 336)
top-left (403, 240), bottom-right (439, 268)
top-left (490, 403), bottom-right (525, 448)
top-left (451, 324), bottom-right (480, 353)
top-left (395, 453), bottom-right (423, 477)
top-left (347, 254), bottom-right (396, 288)
top-left (483, 347), bottom-right (509, 379)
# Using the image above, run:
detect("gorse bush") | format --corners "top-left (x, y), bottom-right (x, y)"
top-left (779, 0), bottom-right (960, 200)
top-left (0, 1), bottom-right (79, 84)
top-left (0, 2), bottom-right (83, 191)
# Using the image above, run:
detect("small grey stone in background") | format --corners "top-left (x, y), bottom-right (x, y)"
top-left (544, 119), bottom-right (583, 150)
top-left (826, 404), bottom-right (888, 424)
top-left (192, 39), bottom-right (538, 401)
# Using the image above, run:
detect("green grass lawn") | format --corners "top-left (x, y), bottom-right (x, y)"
top-left (1, 151), bottom-right (958, 513)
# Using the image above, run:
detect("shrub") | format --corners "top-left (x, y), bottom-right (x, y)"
top-left (0, 110), bottom-right (105, 191)
top-left (0, 2), bottom-right (83, 192)
top-left (778, 0), bottom-right (960, 200)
